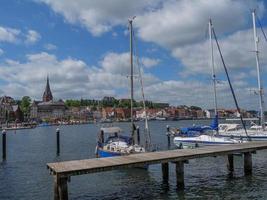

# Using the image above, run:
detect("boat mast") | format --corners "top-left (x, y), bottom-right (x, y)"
top-left (209, 19), bottom-right (218, 131)
top-left (252, 10), bottom-right (265, 129)
top-left (129, 18), bottom-right (135, 141)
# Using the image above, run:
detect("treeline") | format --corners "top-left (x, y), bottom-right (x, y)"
top-left (65, 98), bottom-right (167, 109)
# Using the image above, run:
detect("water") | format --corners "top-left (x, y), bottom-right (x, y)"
top-left (0, 120), bottom-right (267, 200)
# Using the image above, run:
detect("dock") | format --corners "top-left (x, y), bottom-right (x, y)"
top-left (47, 141), bottom-right (267, 200)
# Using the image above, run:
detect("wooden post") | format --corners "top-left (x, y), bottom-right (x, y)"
top-left (175, 161), bottom-right (184, 189)
top-left (54, 176), bottom-right (59, 200)
top-left (227, 154), bottom-right (234, 173)
top-left (244, 152), bottom-right (252, 175)
top-left (136, 126), bottom-right (140, 145)
top-left (166, 125), bottom-right (170, 149)
top-left (2, 129), bottom-right (6, 160)
top-left (56, 128), bottom-right (60, 156)
top-left (161, 162), bottom-right (169, 183)
top-left (58, 176), bottom-right (68, 200)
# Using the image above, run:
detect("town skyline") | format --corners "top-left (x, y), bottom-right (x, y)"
top-left (0, 1), bottom-right (267, 110)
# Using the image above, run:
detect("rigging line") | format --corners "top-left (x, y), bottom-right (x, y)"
top-left (256, 13), bottom-right (267, 42)
top-left (212, 27), bottom-right (250, 140)
top-left (132, 27), bottom-right (151, 148)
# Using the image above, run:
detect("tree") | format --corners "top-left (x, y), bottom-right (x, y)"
top-left (20, 96), bottom-right (31, 114)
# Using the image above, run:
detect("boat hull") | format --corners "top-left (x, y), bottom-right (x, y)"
top-left (96, 148), bottom-right (124, 158)
top-left (173, 135), bottom-right (241, 149)
top-left (219, 134), bottom-right (267, 141)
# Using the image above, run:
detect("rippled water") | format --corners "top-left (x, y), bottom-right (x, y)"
top-left (0, 120), bottom-right (267, 200)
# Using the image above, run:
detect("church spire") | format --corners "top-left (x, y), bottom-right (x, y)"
top-left (43, 75), bottom-right (53, 102)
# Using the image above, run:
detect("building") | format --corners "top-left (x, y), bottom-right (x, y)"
top-left (0, 96), bottom-right (23, 123)
top-left (30, 77), bottom-right (67, 121)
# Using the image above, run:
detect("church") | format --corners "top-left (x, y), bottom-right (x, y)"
top-left (30, 77), bottom-right (66, 121)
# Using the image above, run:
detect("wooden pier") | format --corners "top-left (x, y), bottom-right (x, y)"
top-left (47, 141), bottom-right (267, 200)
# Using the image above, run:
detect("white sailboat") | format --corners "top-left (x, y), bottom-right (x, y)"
top-left (219, 10), bottom-right (267, 141)
top-left (173, 19), bottom-right (244, 148)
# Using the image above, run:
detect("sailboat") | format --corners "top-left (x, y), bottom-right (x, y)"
top-left (173, 19), bottom-right (245, 148)
top-left (218, 10), bottom-right (267, 141)
top-left (95, 18), bottom-right (148, 157)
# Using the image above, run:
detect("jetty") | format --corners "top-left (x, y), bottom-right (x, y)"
top-left (47, 141), bottom-right (267, 200)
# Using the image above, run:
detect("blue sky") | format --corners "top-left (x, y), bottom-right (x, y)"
top-left (0, 0), bottom-right (267, 110)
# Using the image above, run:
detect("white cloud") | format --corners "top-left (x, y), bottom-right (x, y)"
top-left (0, 48), bottom-right (3, 55)
top-left (173, 28), bottom-right (267, 75)
top-left (141, 57), bottom-right (160, 68)
top-left (37, 0), bottom-right (264, 45)
top-left (38, 0), bottom-right (161, 36)
top-left (0, 26), bottom-right (20, 43)
top-left (25, 30), bottom-right (41, 44)
top-left (44, 43), bottom-right (57, 50)
top-left (0, 51), bottom-right (159, 100)
top-left (135, 0), bottom-right (264, 48)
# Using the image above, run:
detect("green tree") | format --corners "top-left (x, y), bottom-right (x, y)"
top-left (20, 96), bottom-right (31, 114)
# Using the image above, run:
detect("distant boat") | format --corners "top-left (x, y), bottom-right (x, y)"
top-left (100, 118), bottom-right (113, 123)
top-left (155, 117), bottom-right (166, 121)
top-left (38, 122), bottom-right (51, 127)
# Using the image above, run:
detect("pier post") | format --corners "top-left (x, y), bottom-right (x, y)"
top-left (166, 125), bottom-right (170, 149)
top-left (54, 175), bottom-right (68, 200)
top-left (227, 154), bottom-right (234, 173)
top-left (175, 161), bottom-right (184, 189)
top-left (161, 162), bottom-right (169, 183)
top-left (54, 176), bottom-right (59, 200)
top-left (244, 152), bottom-right (252, 175)
top-left (58, 176), bottom-right (68, 200)
top-left (2, 129), bottom-right (6, 160)
top-left (136, 126), bottom-right (140, 145)
top-left (56, 128), bottom-right (60, 156)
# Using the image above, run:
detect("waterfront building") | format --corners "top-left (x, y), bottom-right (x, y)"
top-left (0, 96), bottom-right (23, 123)
top-left (30, 77), bottom-right (66, 121)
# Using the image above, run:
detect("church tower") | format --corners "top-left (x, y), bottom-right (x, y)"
top-left (42, 76), bottom-right (53, 102)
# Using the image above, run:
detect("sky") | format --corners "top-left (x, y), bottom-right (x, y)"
top-left (0, 0), bottom-right (267, 110)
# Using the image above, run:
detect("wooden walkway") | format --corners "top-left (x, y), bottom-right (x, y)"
top-left (47, 141), bottom-right (267, 200)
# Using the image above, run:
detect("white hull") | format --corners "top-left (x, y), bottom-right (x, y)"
top-left (174, 135), bottom-right (243, 148)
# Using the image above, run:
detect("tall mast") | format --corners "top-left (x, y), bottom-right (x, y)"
top-left (252, 10), bottom-right (265, 129)
top-left (129, 18), bottom-right (135, 140)
top-left (209, 19), bottom-right (218, 118)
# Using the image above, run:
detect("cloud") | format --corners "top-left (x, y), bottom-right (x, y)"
top-left (135, 0), bottom-right (264, 48)
top-left (172, 28), bottom-right (267, 75)
top-left (25, 30), bottom-right (41, 44)
top-left (0, 48), bottom-right (3, 55)
top-left (141, 57), bottom-right (160, 68)
top-left (37, 0), bottom-right (264, 44)
top-left (0, 26), bottom-right (21, 43)
top-left (0, 51), bottom-right (159, 100)
top-left (44, 43), bottom-right (57, 50)
top-left (38, 0), bottom-right (161, 36)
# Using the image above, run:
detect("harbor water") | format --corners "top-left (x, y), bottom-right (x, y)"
top-left (0, 120), bottom-right (267, 200)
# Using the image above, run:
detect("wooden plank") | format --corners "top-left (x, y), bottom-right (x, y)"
top-left (47, 142), bottom-right (267, 176)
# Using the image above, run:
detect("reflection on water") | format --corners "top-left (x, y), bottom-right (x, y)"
top-left (0, 120), bottom-right (266, 199)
